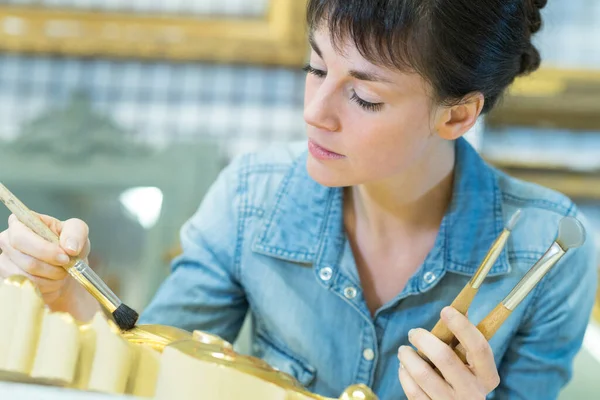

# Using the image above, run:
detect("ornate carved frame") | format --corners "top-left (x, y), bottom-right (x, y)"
top-left (0, 0), bottom-right (309, 66)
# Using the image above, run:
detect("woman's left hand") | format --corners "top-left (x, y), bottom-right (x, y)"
top-left (397, 306), bottom-right (500, 399)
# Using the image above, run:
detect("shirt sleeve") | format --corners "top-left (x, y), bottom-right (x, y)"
top-left (138, 157), bottom-right (248, 344)
top-left (494, 211), bottom-right (598, 399)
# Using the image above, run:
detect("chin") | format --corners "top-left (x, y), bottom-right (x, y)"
top-left (306, 156), bottom-right (354, 188)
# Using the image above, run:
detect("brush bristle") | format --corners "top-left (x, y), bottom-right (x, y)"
top-left (112, 303), bottom-right (139, 331)
top-left (506, 209), bottom-right (522, 231)
top-left (557, 216), bottom-right (586, 250)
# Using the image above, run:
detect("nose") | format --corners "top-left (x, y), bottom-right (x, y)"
top-left (304, 82), bottom-right (340, 133)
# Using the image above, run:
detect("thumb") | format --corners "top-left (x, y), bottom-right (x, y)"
top-left (28, 213), bottom-right (64, 237)
top-left (59, 218), bottom-right (89, 257)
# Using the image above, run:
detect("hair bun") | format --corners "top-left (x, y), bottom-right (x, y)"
top-left (527, 0), bottom-right (548, 34)
top-left (519, 0), bottom-right (547, 75)
top-left (519, 43), bottom-right (542, 75)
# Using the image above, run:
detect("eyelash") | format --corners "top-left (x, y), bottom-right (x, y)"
top-left (350, 92), bottom-right (384, 112)
top-left (302, 64), bottom-right (384, 113)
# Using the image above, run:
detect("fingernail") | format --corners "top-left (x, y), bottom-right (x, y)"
top-left (56, 253), bottom-right (70, 264)
top-left (65, 239), bottom-right (79, 253)
top-left (408, 329), bottom-right (416, 340)
top-left (398, 346), bottom-right (408, 369)
top-left (441, 307), bottom-right (455, 320)
top-left (398, 346), bottom-right (406, 360)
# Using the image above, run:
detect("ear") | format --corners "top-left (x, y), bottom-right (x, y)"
top-left (434, 93), bottom-right (485, 140)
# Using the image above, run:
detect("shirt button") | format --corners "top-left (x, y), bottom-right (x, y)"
top-left (423, 271), bottom-right (436, 284)
top-left (343, 286), bottom-right (357, 299)
top-left (363, 348), bottom-right (375, 361)
top-left (319, 267), bottom-right (333, 281)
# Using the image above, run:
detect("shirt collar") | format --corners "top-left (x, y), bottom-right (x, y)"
top-left (252, 138), bottom-right (511, 277)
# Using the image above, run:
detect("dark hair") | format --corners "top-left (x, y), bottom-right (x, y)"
top-left (307, 0), bottom-right (548, 114)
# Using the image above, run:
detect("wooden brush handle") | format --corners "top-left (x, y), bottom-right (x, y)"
top-left (433, 284), bottom-right (478, 343)
top-left (453, 303), bottom-right (513, 363)
top-left (0, 183), bottom-right (79, 269)
top-left (476, 303), bottom-right (512, 340)
top-left (0, 184), bottom-right (59, 243)
top-left (417, 284), bottom-right (478, 364)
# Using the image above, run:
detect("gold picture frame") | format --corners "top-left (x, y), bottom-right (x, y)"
top-left (488, 67), bottom-right (600, 132)
top-left (485, 67), bottom-right (600, 200)
top-left (0, 0), bottom-right (309, 66)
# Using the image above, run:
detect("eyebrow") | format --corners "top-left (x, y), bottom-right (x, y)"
top-left (308, 33), bottom-right (323, 59)
top-left (348, 70), bottom-right (392, 83)
top-left (308, 32), bottom-right (392, 84)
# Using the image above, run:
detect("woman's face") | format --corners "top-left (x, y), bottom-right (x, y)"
top-left (304, 27), bottom-right (444, 188)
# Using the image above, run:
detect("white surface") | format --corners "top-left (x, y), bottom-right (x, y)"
top-left (559, 322), bottom-right (600, 399)
top-left (0, 381), bottom-right (142, 399)
top-left (582, 321), bottom-right (600, 364)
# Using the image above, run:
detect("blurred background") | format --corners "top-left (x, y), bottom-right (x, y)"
top-left (0, 0), bottom-right (597, 398)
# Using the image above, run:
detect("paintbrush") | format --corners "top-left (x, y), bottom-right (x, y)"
top-left (418, 209), bottom-right (522, 363)
top-left (0, 182), bottom-right (139, 331)
top-left (452, 215), bottom-right (586, 363)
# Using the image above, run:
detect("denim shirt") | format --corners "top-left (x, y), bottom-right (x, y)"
top-left (140, 138), bottom-right (598, 400)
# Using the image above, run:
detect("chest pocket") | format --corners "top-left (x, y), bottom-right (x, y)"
top-left (254, 331), bottom-right (317, 389)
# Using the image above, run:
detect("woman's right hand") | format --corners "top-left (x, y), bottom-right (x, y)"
top-left (0, 213), bottom-right (97, 318)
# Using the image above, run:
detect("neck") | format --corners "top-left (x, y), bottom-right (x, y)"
top-left (345, 139), bottom-right (456, 240)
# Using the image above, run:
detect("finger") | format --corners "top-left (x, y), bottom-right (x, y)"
top-left (408, 327), bottom-right (477, 394)
top-left (441, 307), bottom-right (500, 392)
top-left (42, 290), bottom-right (63, 306)
top-left (0, 244), bottom-right (68, 280)
top-left (7, 216), bottom-right (70, 266)
top-left (8, 213), bottom-right (64, 236)
top-left (398, 345), bottom-right (452, 400)
top-left (399, 366), bottom-right (431, 400)
top-left (0, 253), bottom-right (19, 278)
top-left (59, 218), bottom-right (89, 257)
top-left (0, 230), bottom-right (9, 252)
top-left (0, 254), bottom-right (66, 294)
top-left (36, 213), bottom-right (65, 236)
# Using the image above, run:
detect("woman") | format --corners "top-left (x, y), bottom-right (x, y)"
top-left (0, 0), bottom-right (596, 399)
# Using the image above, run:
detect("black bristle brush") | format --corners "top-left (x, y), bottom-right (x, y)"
top-left (0, 182), bottom-right (139, 331)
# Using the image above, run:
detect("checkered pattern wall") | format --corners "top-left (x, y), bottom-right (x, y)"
top-left (538, 0), bottom-right (600, 68)
top-left (0, 55), bottom-right (308, 158)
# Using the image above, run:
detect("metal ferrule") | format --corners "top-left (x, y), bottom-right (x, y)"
top-left (68, 259), bottom-right (121, 313)
top-left (502, 242), bottom-right (566, 311)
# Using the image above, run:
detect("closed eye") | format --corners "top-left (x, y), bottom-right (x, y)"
top-left (351, 92), bottom-right (384, 112)
top-left (304, 64), bottom-right (384, 112)
top-left (303, 64), bottom-right (327, 79)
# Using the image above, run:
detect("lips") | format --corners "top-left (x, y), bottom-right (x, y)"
top-left (308, 139), bottom-right (345, 160)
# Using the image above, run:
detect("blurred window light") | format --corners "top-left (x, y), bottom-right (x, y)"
top-left (119, 187), bottom-right (163, 229)
top-left (3, 17), bottom-right (26, 36)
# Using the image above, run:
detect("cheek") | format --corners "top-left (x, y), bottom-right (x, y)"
top-left (346, 106), bottom-right (432, 169)
top-left (351, 109), bottom-right (428, 151)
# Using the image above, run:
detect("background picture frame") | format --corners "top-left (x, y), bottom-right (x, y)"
top-left (0, 0), bottom-right (309, 66)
